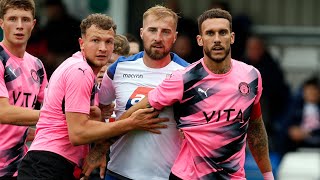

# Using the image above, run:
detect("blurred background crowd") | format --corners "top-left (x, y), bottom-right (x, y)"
top-left (1, 0), bottom-right (319, 179)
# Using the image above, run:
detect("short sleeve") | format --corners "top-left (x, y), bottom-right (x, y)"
top-left (64, 64), bottom-right (94, 114)
top-left (0, 62), bottom-right (9, 98)
top-left (36, 60), bottom-right (48, 103)
top-left (148, 70), bottom-right (184, 110)
top-left (250, 68), bottom-right (263, 120)
top-left (254, 68), bottom-right (263, 105)
top-left (98, 69), bottom-right (115, 105)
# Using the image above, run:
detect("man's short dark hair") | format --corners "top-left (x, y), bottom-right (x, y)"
top-left (0, 0), bottom-right (35, 18)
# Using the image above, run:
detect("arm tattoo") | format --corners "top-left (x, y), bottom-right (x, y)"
top-left (87, 142), bottom-right (109, 163)
top-left (247, 117), bottom-right (269, 162)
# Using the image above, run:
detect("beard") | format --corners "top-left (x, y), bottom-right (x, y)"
top-left (86, 56), bottom-right (105, 69)
top-left (144, 42), bottom-right (171, 60)
top-left (204, 46), bottom-right (230, 63)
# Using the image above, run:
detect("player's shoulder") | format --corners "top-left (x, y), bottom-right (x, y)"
top-left (117, 51), bottom-right (144, 64)
top-left (170, 52), bottom-right (190, 67)
top-left (58, 52), bottom-right (93, 75)
top-left (232, 59), bottom-right (261, 81)
top-left (179, 58), bottom-right (202, 73)
top-left (107, 52), bottom-right (144, 78)
top-left (233, 59), bottom-right (259, 71)
top-left (24, 51), bottom-right (44, 65)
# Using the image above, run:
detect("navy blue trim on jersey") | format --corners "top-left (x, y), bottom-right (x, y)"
top-left (170, 52), bottom-right (189, 67)
top-left (90, 81), bottom-right (98, 106)
top-left (62, 97), bottom-right (65, 114)
top-left (35, 59), bottom-right (45, 84)
top-left (0, 45), bottom-right (10, 83)
top-left (0, 45), bottom-right (9, 67)
top-left (107, 52), bottom-right (144, 80)
top-left (0, 129), bottom-right (28, 177)
top-left (1, 45), bottom-right (45, 85)
top-left (107, 52), bottom-right (189, 80)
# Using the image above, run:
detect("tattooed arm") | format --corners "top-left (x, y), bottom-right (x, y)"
top-left (82, 141), bottom-right (111, 179)
top-left (247, 116), bottom-right (273, 175)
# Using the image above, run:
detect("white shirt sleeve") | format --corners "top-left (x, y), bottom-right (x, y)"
top-left (98, 71), bottom-right (116, 105)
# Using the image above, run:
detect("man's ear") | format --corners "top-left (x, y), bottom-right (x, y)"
top-left (140, 28), bottom-right (143, 40)
top-left (32, 19), bottom-right (36, 29)
top-left (173, 31), bottom-right (178, 44)
top-left (0, 19), bottom-right (3, 29)
top-left (196, 35), bottom-right (203, 46)
top-left (230, 32), bottom-right (235, 45)
top-left (78, 38), bottom-right (84, 51)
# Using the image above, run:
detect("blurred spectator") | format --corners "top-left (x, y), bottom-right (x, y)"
top-left (165, 0), bottom-right (202, 63)
top-left (125, 33), bottom-right (140, 56)
top-left (42, 0), bottom-right (81, 79)
top-left (286, 76), bottom-right (320, 151)
top-left (112, 34), bottom-right (130, 61)
top-left (97, 34), bottom-right (130, 86)
top-left (211, 1), bottom-right (252, 60)
top-left (243, 35), bottom-right (291, 153)
top-left (26, 16), bottom-right (47, 61)
top-left (172, 33), bottom-right (194, 61)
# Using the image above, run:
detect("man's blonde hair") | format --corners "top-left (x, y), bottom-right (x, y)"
top-left (143, 5), bottom-right (178, 29)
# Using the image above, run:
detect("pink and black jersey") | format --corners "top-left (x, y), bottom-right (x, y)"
top-left (0, 43), bottom-right (48, 177)
top-left (149, 58), bottom-right (263, 180)
top-left (29, 52), bottom-right (95, 166)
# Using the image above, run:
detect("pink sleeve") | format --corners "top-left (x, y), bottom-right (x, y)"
top-left (254, 68), bottom-right (263, 104)
top-left (64, 64), bottom-right (94, 114)
top-left (98, 71), bottom-right (115, 105)
top-left (36, 61), bottom-right (48, 103)
top-left (0, 62), bottom-right (9, 98)
top-left (148, 70), bottom-right (184, 110)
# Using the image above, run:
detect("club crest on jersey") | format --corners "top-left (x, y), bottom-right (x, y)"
top-left (31, 69), bottom-right (39, 82)
top-left (238, 82), bottom-right (250, 96)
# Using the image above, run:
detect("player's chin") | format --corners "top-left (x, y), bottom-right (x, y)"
top-left (91, 62), bottom-right (106, 69)
top-left (95, 59), bottom-right (108, 66)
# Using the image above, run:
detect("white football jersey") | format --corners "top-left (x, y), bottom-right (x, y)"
top-left (99, 52), bottom-right (189, 180)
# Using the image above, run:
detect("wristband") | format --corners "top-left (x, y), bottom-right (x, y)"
top-left (262, 171), bottom-right (274, 180)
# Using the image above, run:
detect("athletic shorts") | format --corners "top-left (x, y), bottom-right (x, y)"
top-left (17, 150), bottom-right (76, 180)
top-left (169, 172), bottom-right (182, 180)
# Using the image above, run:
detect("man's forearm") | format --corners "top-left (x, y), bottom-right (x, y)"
top-left (0, 106), bottom-right (40, 126)
top-left (247, 116), bottom-right (272, 173)
top-left (118, 97), bottom-right (150, 120)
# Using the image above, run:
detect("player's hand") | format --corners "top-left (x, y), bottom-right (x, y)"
top-left (100, 103), bottom-right (115, 120)
top-left (89, 106), bottom-right (102, 121)
top-left (26, 127), bottom-right (36, 142)
top-left (129, 107), bottom-right (169, 134)
top-left (81, 143), bottom-right (109, 179)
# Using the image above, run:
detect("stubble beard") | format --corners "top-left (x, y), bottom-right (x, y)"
top-left (144, 42), bottom-right (171, 60)
top-left (205, 46), bottom-right (230, 63)
top-left (86, 57), bottom-right (105, 69)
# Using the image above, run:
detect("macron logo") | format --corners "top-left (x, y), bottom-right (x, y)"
top-left (198, 87), bottom-right (209, 97)
top-left (123, 73), bottom-right (143, 78)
